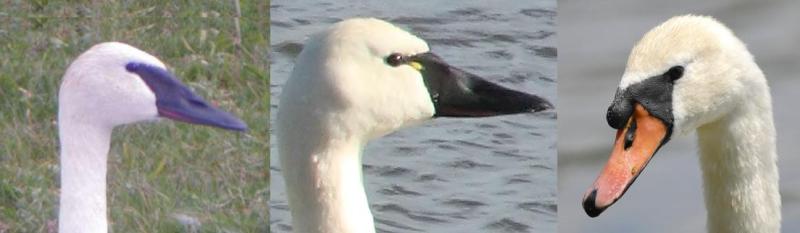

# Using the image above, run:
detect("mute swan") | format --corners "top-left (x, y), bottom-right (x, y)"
top-left (276, 18), bottom-right (552, 233)
top-left (581, 15), bottom-right (780, 232)
top-left (58, 42), bottom-right (247, 233)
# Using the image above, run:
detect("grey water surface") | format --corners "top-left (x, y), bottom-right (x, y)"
top-left (269, 1), bottom-right (557, 232)
top-left (558, 0), bottom-right (800, 232)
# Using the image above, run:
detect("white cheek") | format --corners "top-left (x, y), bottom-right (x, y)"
top-left (671, 74), bottom-right (734, 135)
top-left (401, 69), bottom-right (436, 120)
top-left (135, 92), bottom-right (159, 120)
top-left (671, 105), bottom-right (691, 136)
top-left (671, 83), bottom-right (688, 135)
top-left (107, 76), bottom-right (160, 125)
top-left (672, 79), bottom-right (708, 136)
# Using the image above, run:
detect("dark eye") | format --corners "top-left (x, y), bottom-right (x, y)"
top-left (385, 53), bottom-right (405, 67)
top-left (665, 66), bottom-right (684, 81)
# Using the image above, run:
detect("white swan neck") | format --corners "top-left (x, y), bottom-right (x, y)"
top-left (58, 117), bottom-right (113, 233)
top-left (696, 98), bottom-right (780, 233)
top-left (280, 139), bottom-right (376, 233)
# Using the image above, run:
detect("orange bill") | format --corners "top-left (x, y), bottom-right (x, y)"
top-left (582, 103), bottom-right (669, 217)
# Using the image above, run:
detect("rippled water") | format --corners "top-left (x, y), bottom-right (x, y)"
top-left (270, 0), bottom-right (557, 232)
top-left (558, 0), bottom-right (800, 232)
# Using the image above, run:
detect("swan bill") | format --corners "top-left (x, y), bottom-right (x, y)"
top-left (125, 62), bottom-right (248, 131)
top-left (410, 52), bottom-right (553, 117)
top-left (583, 103), bottom-right (668, 217)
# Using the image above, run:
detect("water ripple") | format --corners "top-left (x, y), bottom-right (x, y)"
top-left (379, 184), bottom-right (423, 196)
top-left (519, 8), bottom-right (556, 19)
top-left (442, 198), bottom-right (487, 209)
top-left (446, 160), bottom-right (494, 169)
top-left (373, 203), bottom-right (449, 223)
top-left (519, 201), bottom-right (557, 216)
top-left (485, 218), bottom-right (531, 233)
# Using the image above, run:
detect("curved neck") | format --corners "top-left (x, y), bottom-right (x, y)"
top-left (696, 97), bottom-right (780, 233)
top-left (58, 117), bottom-right (113, 233)
top-left (280, 136), bottom-right (375, 233)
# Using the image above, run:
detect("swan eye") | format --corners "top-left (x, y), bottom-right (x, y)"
top-left (385, 53), bottom-right (406, 67)
top-left (665, 66), bottom-right (684, 81)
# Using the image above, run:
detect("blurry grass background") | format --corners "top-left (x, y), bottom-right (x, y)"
top-left (0, 1), bottom-right (268, 232)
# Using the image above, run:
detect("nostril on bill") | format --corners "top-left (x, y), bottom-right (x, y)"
top-left (624, 120), bottom-right (637, 150)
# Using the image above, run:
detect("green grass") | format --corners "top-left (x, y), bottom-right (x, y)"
top-left (0, 1), bottom-right (268, 232)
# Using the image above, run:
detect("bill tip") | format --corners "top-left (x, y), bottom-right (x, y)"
top-left (225, 120), bottom-right (249, 132)
top-left (528, 98), bottom-right (554, 112)
top-left (582, 189), bottom-right (605, 217)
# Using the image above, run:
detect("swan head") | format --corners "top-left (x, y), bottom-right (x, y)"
top-left (278, 18), bottom-right (551, 140)
top-left (58, 42), bottom-right (247, 131)
top-left (582, 15), bottom-right (766, 216)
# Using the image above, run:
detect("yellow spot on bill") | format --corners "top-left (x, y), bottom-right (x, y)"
top-left (409, 62), bottom-right (424, 71)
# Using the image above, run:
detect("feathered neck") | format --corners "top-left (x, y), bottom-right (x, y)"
top-left (58, 114), bottom-right (114, 233)
top-left (696, 75), bottom-right (780, 233)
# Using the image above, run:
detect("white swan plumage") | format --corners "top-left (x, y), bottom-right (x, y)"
top-left (276, 18), bottom-right (551, 233)
top-left (57, 42), bottom-right (246, 233)
top-left (582, 15), bottom-right (780, 233)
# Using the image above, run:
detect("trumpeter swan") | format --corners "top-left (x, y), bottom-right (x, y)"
top-left (58, 42), bottom-right (247, 233)
top-left (582, 15), bottom-right (780, 233)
